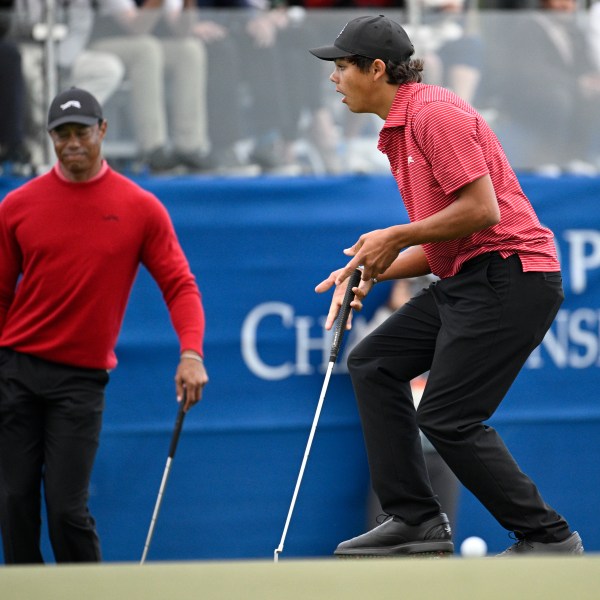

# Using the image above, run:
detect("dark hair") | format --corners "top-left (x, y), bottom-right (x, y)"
top-left (346, 55), bottom-right (424, 84)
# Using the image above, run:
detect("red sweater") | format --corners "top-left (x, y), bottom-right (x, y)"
top-left (0, 165), bottom-right (205, 370)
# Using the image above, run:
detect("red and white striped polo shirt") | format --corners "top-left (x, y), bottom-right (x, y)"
top-left (378, 83), bottom-right (560, 278)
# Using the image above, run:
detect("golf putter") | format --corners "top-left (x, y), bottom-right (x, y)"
top-left (274, 268), bottom-right (362, 562)
top-left (140, 391), bottom-right (187, 564)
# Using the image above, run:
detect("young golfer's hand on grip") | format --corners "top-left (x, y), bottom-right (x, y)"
top-left (338, 227), bottom-right (405, 284)
top-left (316, 267), bottom-right (376, 331)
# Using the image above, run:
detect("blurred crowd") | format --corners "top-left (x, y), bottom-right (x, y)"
top-left (1, 0), bottom-right (600, 177)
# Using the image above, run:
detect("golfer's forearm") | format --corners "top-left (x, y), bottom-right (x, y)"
top-left (377, 245), bottom-right (431, 282)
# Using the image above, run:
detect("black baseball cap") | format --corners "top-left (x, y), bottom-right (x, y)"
top-left (309, 14), bottom-right (414, 63)
top-left (47, 87), bottom-right (103, 131)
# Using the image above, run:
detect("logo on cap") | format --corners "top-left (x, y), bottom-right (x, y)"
top-left (60, 100), bottom-right (82, 111)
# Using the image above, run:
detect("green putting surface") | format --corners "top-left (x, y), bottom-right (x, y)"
top-left (3, 556), bottom-right (599, 599)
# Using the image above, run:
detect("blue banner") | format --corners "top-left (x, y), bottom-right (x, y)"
top-left (1, 173), bottom-right (599, 562)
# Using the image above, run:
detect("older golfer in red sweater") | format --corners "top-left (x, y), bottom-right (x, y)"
top-left (0, 87), bottom-right (208, 564)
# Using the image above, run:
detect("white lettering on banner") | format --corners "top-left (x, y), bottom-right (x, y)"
top-left (244, 305), bottom-right (600, 378)
top-left (241, 302), bottom-right (294, 380)
top-left (294, 316), bottom-right (332, 374)
top-left (244, 250), bottom-right (600, 378)
top-left (527, 309), bottom-right (600, 369)
top-left (241, 302), bottom-right (366, 380)
top-left (242, 302), bottom-right (334, 380)
top-left (564, 229), bottom-right (600, 294)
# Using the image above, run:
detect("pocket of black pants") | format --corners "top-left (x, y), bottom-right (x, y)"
top-left (483, 254), bottom-right (511, 301)
top-left (542, 271), bottom-right (563, 284)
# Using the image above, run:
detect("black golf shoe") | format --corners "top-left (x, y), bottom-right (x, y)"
top-left (497, 531), bottom-right (584, 556)
top-left (334, 513), bottom-right (454, 558)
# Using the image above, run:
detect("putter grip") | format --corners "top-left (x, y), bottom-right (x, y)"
top-left (329, 268), bottom-right (362, 363)
top-left (168, 400), bottom-right (186, 459)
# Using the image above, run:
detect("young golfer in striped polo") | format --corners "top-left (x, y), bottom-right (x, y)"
top-left (311, 14), bottom-right (583, 557)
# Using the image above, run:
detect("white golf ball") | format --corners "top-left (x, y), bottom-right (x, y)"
top-left (460, 536), bottom-right (487, 557)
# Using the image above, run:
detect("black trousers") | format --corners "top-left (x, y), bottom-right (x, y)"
top-left (0, 350), bottom-right (108, 563)
top-left (348, 253), bottom-right (571, 543)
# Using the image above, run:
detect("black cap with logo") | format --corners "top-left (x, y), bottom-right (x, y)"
top-left (47, 87), bottom-right (104, 131)
top-left (309, 14), bottom-right (414, 63)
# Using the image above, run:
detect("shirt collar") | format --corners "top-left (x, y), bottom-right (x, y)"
top-left (53, 159), bottom-right (109, 182)
top-left (382, 83), bottom-right (416, 129)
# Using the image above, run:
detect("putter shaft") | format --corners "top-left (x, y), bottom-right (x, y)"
top-left (274, 362), bottom-right (334, 561)
top-left (140, 399), bottom-right (187, 564)
top-left (141, 457), bottom-right (174, 564)
top-left (273, 269), bottom-right (361, 562)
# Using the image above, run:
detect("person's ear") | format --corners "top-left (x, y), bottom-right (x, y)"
top-left (372, 59), bottom-right (387, 80)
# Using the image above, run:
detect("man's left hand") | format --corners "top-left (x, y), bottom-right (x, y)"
top-left (175, 355), bottom-right (209, 411)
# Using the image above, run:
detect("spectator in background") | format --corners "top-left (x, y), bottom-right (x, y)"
top-left (188, 4), bottom-right (264, 173)
top-left (0, 2), bottom-right (30, 172)
top-left (58, 0), bottom-right (126, 105)
top-left (11, 0), bottom-right (124, 171)
top-left (417, 0), bottom-right (483, 106)
top-left (491, 0), bottom-right (600, 174)
top-left (225, 4), bottom-right (304, 174)
top-left (589, 1), bottom-right (600, 164)
top-left (192, 2), bottom-right (341, 174)
top-left (590, 0), bottom-right (600, 71)
top-left (89, 0), bottom-right (213, 173)
top-left (266, 4), bottom-right (343, 174)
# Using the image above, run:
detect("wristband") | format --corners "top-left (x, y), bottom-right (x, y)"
top-left (180, 352), bottom-right (203, 363)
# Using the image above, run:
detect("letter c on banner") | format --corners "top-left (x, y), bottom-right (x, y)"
top-left (241, 302), bottom-right (295, 380)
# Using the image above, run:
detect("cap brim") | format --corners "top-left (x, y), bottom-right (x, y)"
top-left (309, 44), bottom-right (352, 60)
top-left (47, 115), bottom-right (100, 131)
